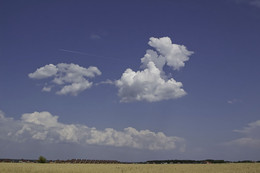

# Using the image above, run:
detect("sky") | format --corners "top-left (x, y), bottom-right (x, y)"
top-left (0, 0), bottom-right (260, 162)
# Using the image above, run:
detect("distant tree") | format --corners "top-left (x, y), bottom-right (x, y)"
top-left (38, 156), bottom-right (47, 163)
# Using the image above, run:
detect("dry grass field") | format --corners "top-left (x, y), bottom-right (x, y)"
top-left (0, 163), bottom-right (259, 173)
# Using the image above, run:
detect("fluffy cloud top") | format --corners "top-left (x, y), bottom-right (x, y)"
top-left (148, 37), bottom-right (193, 70)
top-left (28, 64), bottom-right (58, 79)
top-left (116, 62), bottom-right (186, 102)
top-left (116, 37), bottom-right (193, 102)
top-left (29, 63), bottom-right (101, 96)
top-left (225, 120), bottom-right (260, 148)
top-left (0, 111), bottom-right (185, 151)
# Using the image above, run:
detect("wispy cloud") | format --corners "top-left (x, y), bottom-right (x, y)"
top-left (59, 49), bottom-right (107, 58)
top-left (90, 34), bottom-right (101, 40)
top-left (95, 79), bottom-right (115, 86)
top-left (227, 99), bottom-right (242, 104)
top-left (250, 0), bottom-right (260, 7)
top-left (232, 0), bottom-right (260, 8)
top-left (0, 110), bottom-right (185, 151)
top-left (29, 63), bottom-right (101, 96)
top-left (224, 120), bottom-right (260, 148)
top-left (115, 37), bottom-right (193, 102)
top-left (59, 49), bottom-right (123, 61)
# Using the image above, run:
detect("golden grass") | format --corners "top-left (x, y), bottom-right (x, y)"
top-left (0, 163), bottom-right (260, 173)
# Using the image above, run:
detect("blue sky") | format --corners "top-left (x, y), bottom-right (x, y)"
top-left (0, 0), bottom-right (260, 162)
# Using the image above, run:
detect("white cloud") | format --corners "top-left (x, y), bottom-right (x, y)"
top-left (29, 63), bottom-right (101, 96)
top-left (53, 64), bottom-right (101, 83)
top-left (225, 120), bottom-right (260, 148)
top-left (56, 80), bottom-right (92, 96)
top-left (21, 111), bottom-right (59, 128)
top-left (0, 110), bottom-right (185, 151)
top-left (141, 49), bottom-right (166, 72)
top-left (148, 37), bottom-right (193, 70)
top-left (28, 64), bottom-right (58, 79)
top-left (116, 36), bottom-right (192, 102)
top-left (42, 86), bottom-right (52, 92)
top-left (116, 62), bottom-right (186, 102)
top-left (96, 79), bottom-right (115, 86)
top-left (86, 127), bottom-right (185, 150)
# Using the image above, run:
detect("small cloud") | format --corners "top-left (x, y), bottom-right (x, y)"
top-left (96, 79), bottom-right (115, 86)
top-left (90, 34), bottom-right (101, 40)
top-left (56, 80), bottom-right (92, 96)
top-left (227, 100), bottom-right (233, 104)
top-left (147, 37), bottom-right (193, 70)
top-left (29, 63), bottom-right (101, 96)
top-left (42, 86), bottom-right (52, 92)
top-left (28, 64), bottom-right (58, 79)
top-left (227, 99), bottom-right (242, 104)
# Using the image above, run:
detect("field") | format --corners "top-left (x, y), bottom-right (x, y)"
top-left (0, 163), bottom-right (260, 173)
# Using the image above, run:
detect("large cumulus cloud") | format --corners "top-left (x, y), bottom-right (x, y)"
top-left (0, 110), bottom-right (185, 151)
top-left (116, 62), bottom-right (186, 102)
top-left (116, 37), bottom-right (193, 102)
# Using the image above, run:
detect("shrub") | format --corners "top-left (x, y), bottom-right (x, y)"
top-left (38, 156), bottom-right (47, 163)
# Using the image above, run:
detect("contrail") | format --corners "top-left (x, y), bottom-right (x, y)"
top-left (59, 49), bottom-right (123, 61)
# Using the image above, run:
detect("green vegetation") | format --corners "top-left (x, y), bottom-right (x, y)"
top-left (0, 163), bottom-right (260, 173)
top-left (37, 156), bottom-right (47, 163)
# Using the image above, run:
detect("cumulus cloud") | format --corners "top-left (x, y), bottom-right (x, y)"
top-left (28, 64), bottom-right (58, 79)
top-left (0, 110), bottom-right (185, 151)
top-left (42, 85), bottom-right (52, 92)
top-left (116, 37), bottom-right (193, 102)
top-left (56, 81), bottom-right (92, 96)
top-left (225, 120), bottom-right (260, 148)
top-left (29, 63), bottom-right (101, 96)
top-left (148, 37), bottom-right (193, 70)
top-left (116, 62), bottom-right (186, 102)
